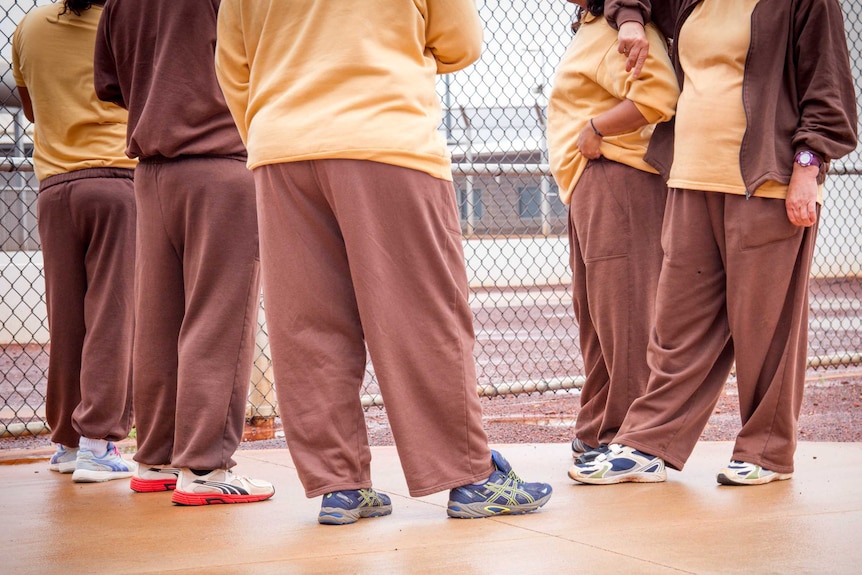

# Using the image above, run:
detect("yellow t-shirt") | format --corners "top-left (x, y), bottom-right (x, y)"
top-left (668, 0), bottom-right (792, 200)
top-left (12, 3), bottom-right (135, 181)
top-left (547, 14), bottom-right (679, 205)
top-left (215, 0), bottom-right (482, 182)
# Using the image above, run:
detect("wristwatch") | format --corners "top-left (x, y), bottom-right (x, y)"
top-left (795, 150), bottom-right (822, 168)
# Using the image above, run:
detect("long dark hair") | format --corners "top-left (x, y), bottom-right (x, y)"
top-left (572, 0), bottom-right (605, 34)
top-left (61, 1), bottom-right (99, 16)
top-left (573, 1), bottom-right (605, 33)
top-left (584, 0), bottom-right (605, 16)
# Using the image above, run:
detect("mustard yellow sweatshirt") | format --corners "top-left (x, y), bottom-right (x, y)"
top-left (547, 13), bottom-right (678, 204)
top-left (215, 0), bottom-right (483, 181)
top-left (12, 4), bottom-right (135, 181)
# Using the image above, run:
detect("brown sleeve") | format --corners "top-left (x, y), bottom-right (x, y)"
top-left (604, 0), bottom-right (649, 30)
top-left (790, 0), bottom-right (858, 165)
top-left (93, 0), bottom-right (125, 108)
top-left (606, 0), bottom-right (678, 40)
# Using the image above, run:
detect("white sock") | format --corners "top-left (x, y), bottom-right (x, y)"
top-left (79, 437), bottom-right (108, 455)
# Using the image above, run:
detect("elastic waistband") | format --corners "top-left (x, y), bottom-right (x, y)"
top-left (138, 154), bottom-right (247, 165)
top-left (39, 167), bottom-right (134, 190)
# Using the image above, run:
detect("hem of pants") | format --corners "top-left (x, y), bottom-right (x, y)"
top-left (730, 451), bottom-right (794, 475)
top-left (305, 481), bottom-right (373, 499)
top-left (614, 437), bottom-right (687, 472)
top-left (406, 464), bottom-right (496, 498)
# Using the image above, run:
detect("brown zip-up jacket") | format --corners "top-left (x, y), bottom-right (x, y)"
top-left (606, 0), bottom-right (858, 195)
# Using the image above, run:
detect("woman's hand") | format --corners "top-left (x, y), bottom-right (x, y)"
top-left (785, 163), bottom-right (819, 227)
top-left (618, 21), bottom-right (649, 78)
top-left (577, 123), bottom-right (602, 160)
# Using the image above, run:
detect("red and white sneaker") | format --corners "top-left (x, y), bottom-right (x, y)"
top-left (171, 468), bottom-right (275, 505)
top-left (131, 465), bottom-right (181, 493)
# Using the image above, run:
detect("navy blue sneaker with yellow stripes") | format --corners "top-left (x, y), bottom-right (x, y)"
top-left (318, 488), bottom-right (393, 525)
top-left (446, 450), bottom-right (552, 518)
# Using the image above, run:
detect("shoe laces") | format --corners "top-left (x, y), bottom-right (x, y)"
top-left (356, 488), bottom-right (386, 507)
top-left (482, 473), bottom-right (539, 504)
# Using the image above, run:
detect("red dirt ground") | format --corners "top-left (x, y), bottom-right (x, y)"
top-left (2, 371), bottom-right (860, 454)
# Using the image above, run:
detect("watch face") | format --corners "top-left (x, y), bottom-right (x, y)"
top-left (795, 151), bottom-right (822, 168)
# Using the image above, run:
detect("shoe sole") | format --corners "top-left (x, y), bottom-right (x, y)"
top-left (72, 469), bottom-right (135, 483)
top-left (568, 467), bottom-right (667, 485)
top-left (50, 462), bottom-right (77, 474)
top-left (131, 477), bottom-right (178, 493)
top-left (171, 489), bottom-right (275, 505)
top-left (717, 472), bottom-right (792, 486)
top-left (318, 505), bottom-right (393, 525)
top-left (446, 492), bottom-right (552, 519)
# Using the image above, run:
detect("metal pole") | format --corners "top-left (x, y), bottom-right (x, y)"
top-left (444, 74), bottom-right (453, 143)
top-left (526, 46), bottom-right (551, 236)
top-left (12, 109), bottom-right (30, 248)
top-left (460, 106), bottom-right (476, 237)
top-left (534, 102), bottom-right (551, 236)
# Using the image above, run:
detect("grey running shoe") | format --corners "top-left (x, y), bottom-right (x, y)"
top-left (447, 450), bottom-right (552, 518)
top-left (318, 488), bottom-right (393, 525)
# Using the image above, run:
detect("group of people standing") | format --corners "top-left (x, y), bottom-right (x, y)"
top-left (549, 0), bottom-right (857, 486)
top-left (12, 0), bottom-right (553, 525)
top-left (9, 0), bottom-right (856, 527)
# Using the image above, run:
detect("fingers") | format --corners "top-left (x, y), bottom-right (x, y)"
top-left (786, 200), bottom-right (817, 227)
top-left (576, 127), bottom-right (602, 159)
top-left (631, 49), bottom-right (648, 79)
top-left (576, 143), bottom-right (601, 160)
top-left (620, 43), bottom-right (648, 78)
top-left (618, 21), bottom-right (649, 78)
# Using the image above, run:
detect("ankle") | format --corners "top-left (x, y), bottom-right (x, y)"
top-left (79, 437), bottom-right (108, 455)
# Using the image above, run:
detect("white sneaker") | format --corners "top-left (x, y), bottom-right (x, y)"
top-left (568, 443), bottom-right (667, 485)
top-left (49, 445), bottom-right (78, 473)
top-left (131, 465), bottom-right (181, 493)
top-left (717, 461), bottom-right (793, 486)
top-left (570, 438), bottom-right (594, 458)
top-left (171, 468), bottom-right (275, 505)
top-left (71, 442), bottom-right (137, 483)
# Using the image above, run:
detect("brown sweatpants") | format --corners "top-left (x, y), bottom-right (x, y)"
top-left (38, 168), bottom-right (136, 447)
top-left (616, 189), bottom-right (817, 474)
top-left (254, 159), bottom-right (493, 498)
top-left (568, 159), bottom-right (666, 448)
top-left (132, 157), bottom-right (260, 470)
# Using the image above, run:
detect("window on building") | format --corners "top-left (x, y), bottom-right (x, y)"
top-left (548, 182), bottom-right (567, 217)
top-left (518, 186), bottom-right (541, 219)
top-left (458, 186), bottom-right (483, 220)
top-left (519, 182), bottom-right (567, 219)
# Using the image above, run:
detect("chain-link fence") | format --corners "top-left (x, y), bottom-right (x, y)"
top-left (2, 1), bottom-right (861, 439)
